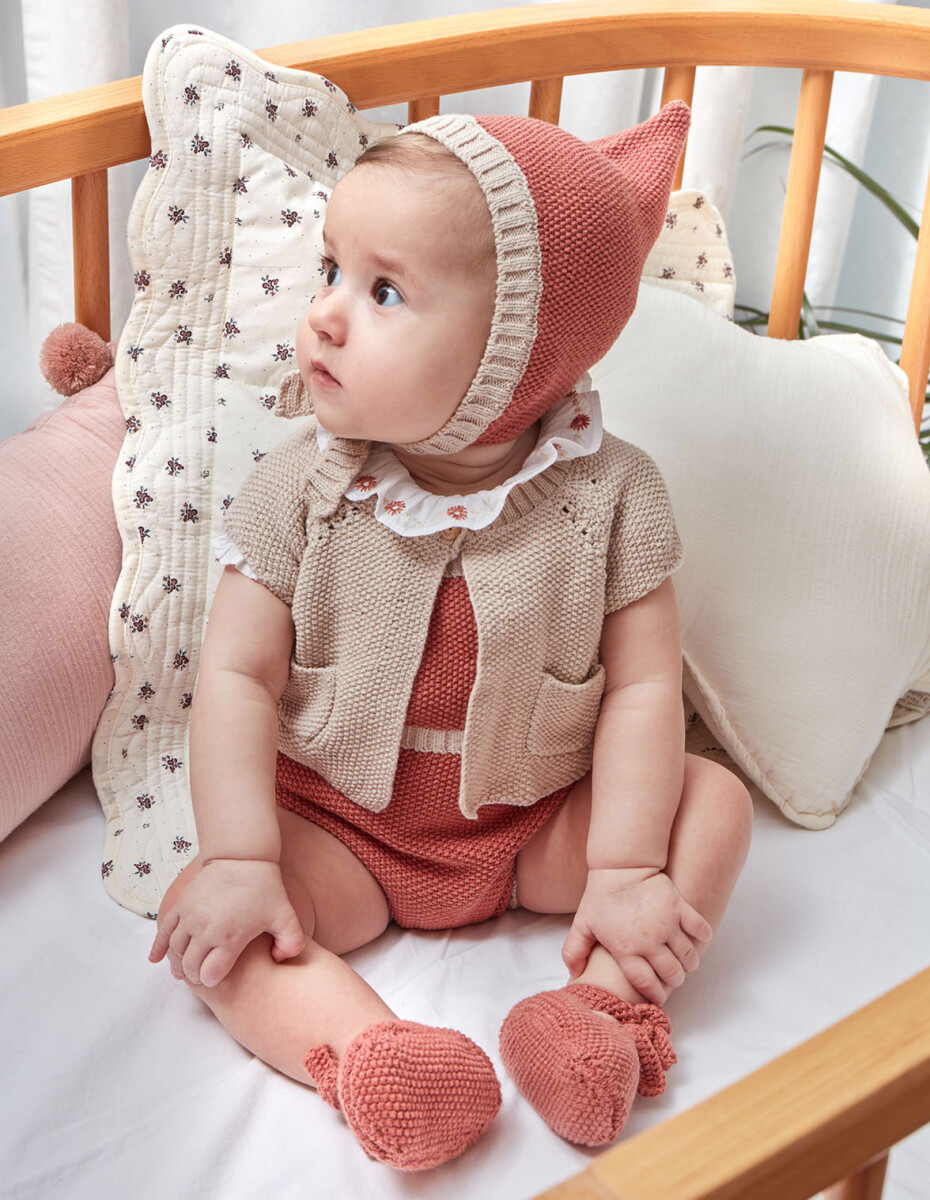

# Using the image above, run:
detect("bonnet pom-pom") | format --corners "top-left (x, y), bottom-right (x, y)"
top-left (39, 322), bottom-right (113, 395)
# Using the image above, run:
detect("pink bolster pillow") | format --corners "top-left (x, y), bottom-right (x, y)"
top-left (0, 367), bottom-right (124, 841)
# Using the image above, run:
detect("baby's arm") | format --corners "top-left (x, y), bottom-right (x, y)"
top-left (561, 577), bottom-right (712, 1000)
top-left (149, 566), bottom-right (305, 987)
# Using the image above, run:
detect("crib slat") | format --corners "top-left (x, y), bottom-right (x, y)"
top-left (767, 68), bottom-right (834, 341)
top-left (898, 155), bottom-right (930, 433)
top-left (407, 96), bottom-right (440, 122)
top-left (72, 170), bottom-right (110, 342)
top-left (823, 1152), bottom-right (889, 1200)
top-left (660, 66), bottom-right (695, 190)
top-left (529, 77), bottom-right (563, 124)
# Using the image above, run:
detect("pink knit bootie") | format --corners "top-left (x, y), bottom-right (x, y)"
top-left (303, 1020), bottom-right (502, 1171)
top-left (499, 982), bottom-right (676, 1146)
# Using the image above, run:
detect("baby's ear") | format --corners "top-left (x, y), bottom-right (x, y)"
top-left (275, 370), bottom-right (314, 418)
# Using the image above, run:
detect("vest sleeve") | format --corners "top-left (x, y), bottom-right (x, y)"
top-left (221, 432), bottom-right (311, 607)
top-left (604, 444), bottom-right (683, 614)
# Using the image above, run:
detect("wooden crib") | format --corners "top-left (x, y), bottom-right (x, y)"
top-left (2, 2), bottom-right (928, 1196)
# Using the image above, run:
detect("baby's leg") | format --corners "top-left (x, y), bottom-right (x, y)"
top-left (515, 752), bottom-right (754, 1004)
top-left (160, 807), bottom-right (500, 1169)
top-left (161, 808), bottom-right (396, 1080)
top-left (501, 753), bottom-right (753, 1145)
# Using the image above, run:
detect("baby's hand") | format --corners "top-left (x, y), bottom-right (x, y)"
top-left (562, 867), bottom-right (713, 1006)
top-left (148, 858), bottom-right (306, 988)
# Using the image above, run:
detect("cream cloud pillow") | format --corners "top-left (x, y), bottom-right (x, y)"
top-left (91, 24), bottom-right (738, 916)
top-left (592, 282), bottom-right (930, 829)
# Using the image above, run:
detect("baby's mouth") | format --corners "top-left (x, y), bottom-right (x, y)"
top-left (311, 360), bottom-right (340, 388)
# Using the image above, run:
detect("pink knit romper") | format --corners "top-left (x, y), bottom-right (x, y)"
top-left (275, 549), bottom-right (574, 930)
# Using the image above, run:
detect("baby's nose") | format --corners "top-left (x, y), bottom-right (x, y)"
top-left (307, 288), bottom-right (344, 341)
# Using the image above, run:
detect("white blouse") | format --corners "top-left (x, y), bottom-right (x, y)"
top-left (212, 380), bottom-right (603, 576)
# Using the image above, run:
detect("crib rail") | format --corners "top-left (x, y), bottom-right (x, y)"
top-left (537, 965), bottom-right (930, 1200)
top-left (2, 0), bottom-right (930, 429)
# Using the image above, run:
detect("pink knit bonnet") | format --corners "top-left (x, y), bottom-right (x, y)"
top-left (279, 102), bottom-right (691, 458)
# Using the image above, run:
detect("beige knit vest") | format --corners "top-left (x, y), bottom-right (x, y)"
top-left (222, 418), bottom-right (682, 818)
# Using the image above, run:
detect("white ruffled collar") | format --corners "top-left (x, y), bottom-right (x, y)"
top-left (314, 380), bottom-right (603, 537)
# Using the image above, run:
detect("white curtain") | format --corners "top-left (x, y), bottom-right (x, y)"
top-left (1, 0), bottom-right (926, 440)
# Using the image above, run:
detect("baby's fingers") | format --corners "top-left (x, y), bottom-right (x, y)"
top-left (667, 930), bottom-right (701, 974)
top-left (149, 908), bottom-right (179, 964)
top-left (199, 945), bottom-right (241, 989)
top-left (680, 902), bottom-right (713, 944)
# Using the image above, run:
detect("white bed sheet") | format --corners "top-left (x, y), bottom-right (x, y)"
top-left (2, 719), bottom-right (929, 1200)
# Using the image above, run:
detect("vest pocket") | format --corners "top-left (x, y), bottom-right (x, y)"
top-left (526, 664), bottom-right (607, 756)
top-left (278, 662), bottom-right (337, 744)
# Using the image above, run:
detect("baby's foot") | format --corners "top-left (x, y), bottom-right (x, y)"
top-left (498, 982), bottom-right (676, 1146)
top-left (303, 1020), bottom-right (501, 1170)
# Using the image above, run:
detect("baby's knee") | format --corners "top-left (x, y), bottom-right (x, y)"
top-left (682, 756), bottom-right (753, 851)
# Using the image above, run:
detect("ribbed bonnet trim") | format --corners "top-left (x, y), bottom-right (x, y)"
top-left (396, 114), bottom-right (542, 457)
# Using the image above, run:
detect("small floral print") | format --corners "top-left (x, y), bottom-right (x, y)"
top-left (696, 252), bottom-right (708, 270)
top-left (190, 134), bottom-right (211, 155)
top-left (569, 413), bottom-right (591, 432)
top-left (661, 267), bottom-right (676, 280)
top-left (303, 99), bottom-right (318, 119)
top-left (664, 211), bottom-right (678, 229)
top-left (259, 393), bottom-right (277, 411)
top-left (346, 99), bottom-right (358, 115)
top-left (127, 344), bottom-right (144, 361)
top-left (168, 205), bottom-right (189, 225)
top-left (233, 177), bottom-right (249, 195)
top-left (321, 77), bottom-right (336, 93)
top-left (358, 134), bottom-right (369, 149)
top-left (219, 247), bottom-right (232, 267)
top-left (160, 35), bottom-right (172, 50)
top-left (119, 603), bottom-right (130, 622)
top-left (215, 363), bottom-right (231, 379)
top-left (150, 391), bottom-right (169, 410)
top-left (165, 457), bottom-right (184, 477)
top-left (180, 693), bottom-right (193, 710)
top-left (281, 209), bottom-right (301, 227)
top-left (326, 151), bottom-right (338, 170)
top-left (447, 505), bottom-right (468, 521)
top-left (102, 861), bottom-right (114, 878)
top-left (723, 262), bottom-right (734, 279)
top-left (162, 574), bottom-right (180, 593)
top-left (131, 714), bottom-right (149, 732)
top-left (137, 794), bottom-right (155, 811)
top-left (138, 526), bottom-right (150, 542)
top-left (384, 499), bottom-right (406, 515)
top-left (174, 325), bottom-right (193, 345)
top-left (693, 195), bottom-right (705, 209)
top-left (207, 426), bottom-right (218, 442)
top-left (134, 270), bottom-right (151, 290)
top-left (133, 487), bottom-right (154, 509)
top-left (130, 613), bottom-right (148, 633)
top-left (134, 861), bottom-right (152, 877)
top-left (138, 682), bottom-right (155, 701)
top-left (264, 70), bottom-right (277, 82)
top-left (252, 449), bottom-right (266, 463)
top-left (149, 149), bottom-right (167, 170)
top-left (183, 84), bottom-right (200, 105)
top-left (284, 164), bottom-right (297, 179)
top-left (180, 503), bottom-right (199, 523)
top-left (174, 650), bottom-right (190, 671)
top-left (272, 343), bottom-right (294, 362)
top-left (226, 60), bottom-right (241, 80)
top-left (355, 475), bottom-right (378, 493)
top-left (266, 100), bottom-right (278, 122)
top-left (173, 836), bottom-right (192, 853)
top-left (223, 319), bottom-right (240, 339)
top-left (168, 280), bottom-right (187, 298)
top-left (692, 280), bottom-right (705, 293)
top-left (221, 495), bottom-right (234, 513)
top-left (261, 276), bottom-right (280, 295)
top-left (161, 755), bottom-right (183, 773)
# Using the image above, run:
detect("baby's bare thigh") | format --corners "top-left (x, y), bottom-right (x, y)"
top-left (276, 806), bottom-right (391, 953)
top-left (515, 771), bottom-right (592, 914)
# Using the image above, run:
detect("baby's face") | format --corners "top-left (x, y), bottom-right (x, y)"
top-left (296, 161), bottom-right (496, 446)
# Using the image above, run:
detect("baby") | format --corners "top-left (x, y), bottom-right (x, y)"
top-left (149, 105), bottom-right (753, 1172)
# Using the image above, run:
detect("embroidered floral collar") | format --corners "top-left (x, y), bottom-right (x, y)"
top-left (314, 380), bottom-right (603, 537)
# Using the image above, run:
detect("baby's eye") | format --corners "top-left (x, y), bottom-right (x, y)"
top-left (374, 281), bottom-right (403, 307)
top-left (318, 254), bottom-right (340, 286)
